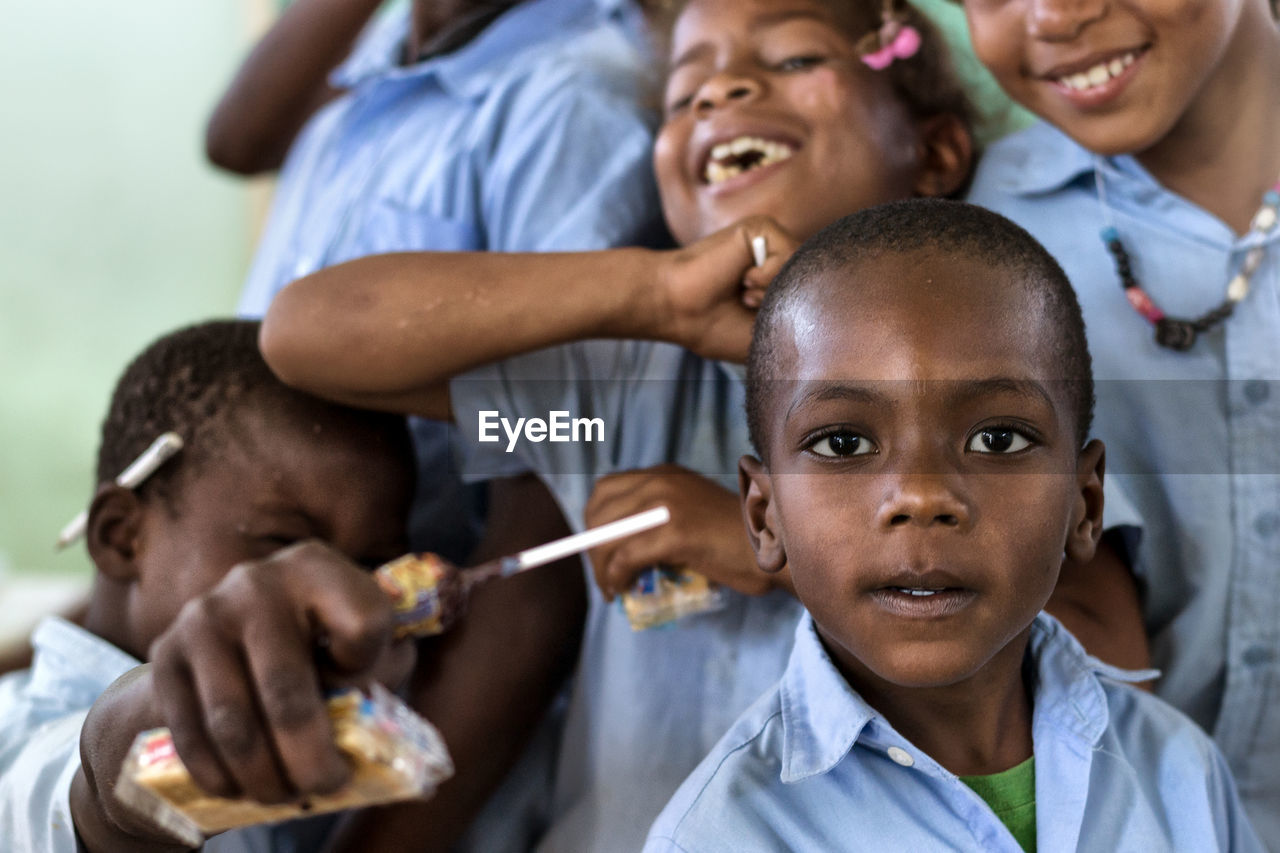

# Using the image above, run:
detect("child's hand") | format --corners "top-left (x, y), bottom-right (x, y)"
top-left (657, 216), bottom-right (799, 363)
top-left (584, 464), bottom-right (781, 600)
top-left (73, 667), bottom-right (187, 851)
top-left (146, 541), bottom-right (413, 806)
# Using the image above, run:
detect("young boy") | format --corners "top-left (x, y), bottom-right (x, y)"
top-left (0, 320), bottom-right (418, 852)
top-left (645, 199), bottom-right (1264, 852)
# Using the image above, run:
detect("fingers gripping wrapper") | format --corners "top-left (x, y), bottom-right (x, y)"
top-left (375, 552), bottom-right (468, 638)
top-left (115, 684), bottom-right (454, 847)
top-left (621, 567), bottom-right (726, 630)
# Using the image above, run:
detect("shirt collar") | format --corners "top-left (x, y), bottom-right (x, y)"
top-left (25, 616), bottom-right (140, 707)
top-left (986, 121), bottom-right (1099, 196)
top-left (334, 0), bottom-right (626, 97)
top-left (778, 612), bottom-right (1159, 784)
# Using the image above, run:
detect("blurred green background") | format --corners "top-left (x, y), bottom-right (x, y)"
top-left (0, 0), bottom-right (265, 589)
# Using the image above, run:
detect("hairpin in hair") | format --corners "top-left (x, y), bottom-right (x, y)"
top-left (858, 0), bottom-right (921, 70)
top-left (55, 431), bottom-right (184, 550)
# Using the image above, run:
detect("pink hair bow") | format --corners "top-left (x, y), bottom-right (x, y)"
top-left (860, 24), bottom-right (921, 70)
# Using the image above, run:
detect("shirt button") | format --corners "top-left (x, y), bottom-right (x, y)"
top-left (887, 746), bottom-right (914, 767)
top-left (1255, 512), bottom-right (1280, 538)
top-left (1243, 380), bottom-right (1270, 405)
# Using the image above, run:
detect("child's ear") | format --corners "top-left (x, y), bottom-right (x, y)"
top-left (1065, 439), bottom-right (1107, 563)
top-left (86, 485), bottom-right (146, 582)
top-left (738, 455), bottom-right (786, 573)
top-left (911, 113), bottom-right (973, 199)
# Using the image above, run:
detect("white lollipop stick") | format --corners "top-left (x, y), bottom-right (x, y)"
top-left (467, 506), bottom-right (671, 584)
top-left (55, 432), bottom-right (184, 550)
top-left (750, 235), bottom-right (768, 268)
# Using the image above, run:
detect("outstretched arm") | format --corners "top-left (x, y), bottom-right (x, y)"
top-left (260, 218), bottom-right (798, 420)
top-left (205, 0), bottom-right (382, 175)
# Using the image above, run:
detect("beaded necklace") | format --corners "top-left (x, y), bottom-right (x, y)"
top-left (1095, 163), bottom-right (1280, 351)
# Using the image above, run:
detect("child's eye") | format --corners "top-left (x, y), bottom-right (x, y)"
top-left (774, 55), bottom-right (826, 72)
top-left (666, 92), bottom-right (694, 114)
top-left (809, 431), bottom-right (875, 457)
top-left (967, 428), bottom-right (1032, 454)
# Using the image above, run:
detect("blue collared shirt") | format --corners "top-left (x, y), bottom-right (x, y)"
top-left (452, 342), bottom-right (805, 852)
top-left (645, 613), bottom-right (1264, 852)
top-left (237, 0), bottom-right (661, 313)
top-left (236, 0), bottom-right (665, 560)
top-left (968, 122), bottom-right (1280, 847)
top-left (0, 618), bottom-right (276, 853)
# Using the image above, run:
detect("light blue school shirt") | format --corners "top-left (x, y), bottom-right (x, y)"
top-left (452, 341), bottom-right (806, 852)
top-left (237, 0), bottom-right (660, 310)
top-left (236, 0), bottom-right (665, 560)
top-left (968, 121), bottom-right (1280, 847)
top-left (0, 617), bottom-right (276, 853)
top-left (645, 612), bottom-right (1264, 853)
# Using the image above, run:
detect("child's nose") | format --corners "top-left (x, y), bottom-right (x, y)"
top-left (1026, 0), bottom-right (1107, 41)
top-left (875, 474), bottom-right (972, 531)
top-left (694, 69), bottom-right (763, 114)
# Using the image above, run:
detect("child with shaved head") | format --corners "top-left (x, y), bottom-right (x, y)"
top-left (646, 199), bottom-right (1263, 852)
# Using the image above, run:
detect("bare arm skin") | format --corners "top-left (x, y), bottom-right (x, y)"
top-left (260, 218), bottom-right (799, 420)
top-left (324, 474), bottom-right (587, 853)
top-left (205, 0), bottom-right (383, 175)
top-left (1045, 532), bottom-right (1152, 677)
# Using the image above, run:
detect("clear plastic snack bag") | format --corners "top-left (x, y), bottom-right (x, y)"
top-left (621, 566), bottom-right (727, 630)
top-left (115, 683), bottom-right (453, 847)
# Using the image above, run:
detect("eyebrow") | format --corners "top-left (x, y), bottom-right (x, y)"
top-left (784, 377), bottom-right (1057, 420)
top-left (669, 10), bottom-right (837, 73)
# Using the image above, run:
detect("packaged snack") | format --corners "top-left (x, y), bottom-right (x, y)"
top-left (621, 566), bottom-right (727, 630)
top-left (115, 684), bottom-right (453, 847)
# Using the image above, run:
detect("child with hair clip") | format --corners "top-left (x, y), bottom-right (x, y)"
top-left (262, 0), bottom-right (1146, 847)
top-left (961, 0), bottom-right (1280, 843)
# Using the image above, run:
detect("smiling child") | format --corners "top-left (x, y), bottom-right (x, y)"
top-left (961, 0), bottom-right (1280, 842)
top-left (645, 198), bottom-right (1263, 853)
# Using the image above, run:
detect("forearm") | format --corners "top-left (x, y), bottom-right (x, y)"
top-left (205, 0), bottom-right (382, 175)
top-left (261, 248), bottom-right (663, 416)
top-left (1045, 532), bottom-right (1152, 675)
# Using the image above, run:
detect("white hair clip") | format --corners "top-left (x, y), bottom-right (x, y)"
top-left (55, 431), bottom-right (184, 550)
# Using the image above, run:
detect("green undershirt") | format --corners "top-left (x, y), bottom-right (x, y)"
top-left (959, 756), bottom-right (1037, 853)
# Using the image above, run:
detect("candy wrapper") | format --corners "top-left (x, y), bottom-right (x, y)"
top-left (621, 567), bottom-right (726, 630)
top-left (375, 552), bottom-right (467, 638)
top-left (114, 684), bottom-right (454, 847)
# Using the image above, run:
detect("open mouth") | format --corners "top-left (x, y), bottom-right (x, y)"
top-left (703, 135), bottom-right (795, 185)
top-left (870, 575), bottom-right (976, 617)
top-left (1050, 48), bottom-right (1143, 94)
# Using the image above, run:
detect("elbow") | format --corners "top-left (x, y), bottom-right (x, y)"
top-left (259, 293), bottom-right (313, 390)
top-left (204, 120), bottom-right (282, 176)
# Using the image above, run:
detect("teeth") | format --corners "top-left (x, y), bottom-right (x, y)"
top-left (704, 136), bottom-right (795, 184)
top-left (1057, 51), bottom-right (1137, 92)
top-left (895, 588), bottom-right (942, 597)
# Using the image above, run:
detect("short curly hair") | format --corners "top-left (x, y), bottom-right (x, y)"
top-left (96, 319), bottom-right (412, 511)
top-left (746, 198), bottom-right (1094, 459)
